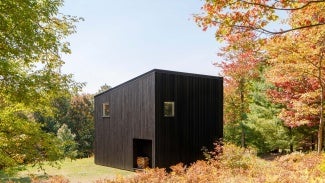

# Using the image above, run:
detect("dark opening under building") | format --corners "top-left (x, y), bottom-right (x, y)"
top-left (94, 69), bottom-right (223, 170)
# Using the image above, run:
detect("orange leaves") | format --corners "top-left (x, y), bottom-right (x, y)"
top-left (196, 0), bottom-right (325, 132)
top-left (195, 0), bottom-right (280, 38)
top-left (288, 1), bottom-right (325, 34)
top-left (264, 4), bottom-right (325, 128)
top-left (217, 31), bottom-right (262, 86)
top-left (195, 0), bottom-right (325, 38)
top-left (266, 60), bottom-right (322, 127)
top-left (98, 144), bottom-right (325, 183)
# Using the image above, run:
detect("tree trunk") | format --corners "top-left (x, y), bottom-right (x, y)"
top-left (317, 86), bottom-right (324, 153)
top-left (290, 144), bottom-right (294, 153)
top-left (240, 79), bottom-right (246, 148)
top-left (241, 123), bottom-right (245, 148)
top-left (289, 127), bottom-right (294, 152)
top-left (317, 56), bottom-right (324, 154)
top-left (311, 135), bottom-right (315, 151)
top-left (317, 100), bottom-right (324, 153)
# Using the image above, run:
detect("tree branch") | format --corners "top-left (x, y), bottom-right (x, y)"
top-left (238, 0), bottom-right (325, 11)
top-left (259, 23), bottom-right (325, 35)
top-left (212, 20), bottom-right (325, 35)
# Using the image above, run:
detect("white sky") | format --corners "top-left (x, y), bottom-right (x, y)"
top-left (60, 0), bottom-right (222, 94)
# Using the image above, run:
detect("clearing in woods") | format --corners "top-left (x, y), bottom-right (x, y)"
top-left (1, 157), bottom-right (134, 183)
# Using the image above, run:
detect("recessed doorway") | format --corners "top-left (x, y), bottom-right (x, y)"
top-left (133, 139), bottom-right (152, 169)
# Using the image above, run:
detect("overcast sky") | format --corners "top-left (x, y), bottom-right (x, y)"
top-left (60, 0), bottom-right (222, 94)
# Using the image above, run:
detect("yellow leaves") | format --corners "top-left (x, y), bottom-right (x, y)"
top-left (260, 20), bottom-right (268, 27)
top-left (101, 145), bottom-right (325, 183)
top-left (196, 0), bottom-right (325, 41)
top-left (267, 14), bottom-right (279, 21)
top-left (289, 1), bottom-right (325, 28)
top-left (265, 22), bottom-right (325, 73)
top-left (265, 25), bottom-right (324, 127)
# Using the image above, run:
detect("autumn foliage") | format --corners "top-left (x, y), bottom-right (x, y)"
top-left (195, 0), bottom-right (325, 37)
top-left (195, 0), bottom-right (325, 152)
top-left (4, 144), bottom-right (325, 183)
top-left (94, 143), bottom-right (325, 183)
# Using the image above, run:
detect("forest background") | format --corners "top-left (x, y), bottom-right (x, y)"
top-left (0, 0), bottom-right (325, 176)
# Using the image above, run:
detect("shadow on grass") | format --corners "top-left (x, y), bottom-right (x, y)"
top-left (0, 174), bottom-right (49, 183)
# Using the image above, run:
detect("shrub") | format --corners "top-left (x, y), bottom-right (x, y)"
top-left (218, 143), bottom-right (257, 170)
top-left (98, 143), bottom-right (325, 183)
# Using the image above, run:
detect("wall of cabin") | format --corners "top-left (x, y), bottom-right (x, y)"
top-left (154, 71), bottom-right (223, 168)
top-left (94, 72), bottom-right (156, 170)
top-left (94, 69), bottom-right (223, 170)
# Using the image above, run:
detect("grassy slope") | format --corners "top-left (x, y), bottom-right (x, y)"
top-left (1, 157), bottom-right (133, 183)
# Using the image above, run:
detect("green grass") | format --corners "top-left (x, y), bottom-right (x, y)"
top-left (1, 157), bottom-right (134, 183)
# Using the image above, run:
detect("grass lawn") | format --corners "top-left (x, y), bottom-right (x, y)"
top-left (1, 157), bottom-right (134, 183)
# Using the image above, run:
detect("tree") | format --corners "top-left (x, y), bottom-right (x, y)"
top-left (266, 31), bottom-right (325, 152)
top-left (216, 31), bottom-right (263, 147)
top-left (0, 0), bottom-right (81, 63)
top-left (244, 78), bottom-right (292, 153)
top-left (97, 84), bottom-right (111, 94)
top-left (195, 0), bottom-right (325, 153)
top-left (35, 96), bottom-right (71, 134)
top-left (0, 0), bottom-right (82, 170)
top-left (223, 64), bottom-right (294, 153)
top-left (57, 124), bottom-right (78, 159)
top-left (0, 104), bottom-right (64, 170)
top-left (195, 0), bottom-right (325, 39)
top-left (36, 94), bottom-right (95, 158)
top-left (264, 2), bottom-right (324, 152)
top-left (65, 94), bottom-right (94, 158)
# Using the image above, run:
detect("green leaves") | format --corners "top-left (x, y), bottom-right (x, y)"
top-left (0, 103), bottom-right (64, 170)
top-left (202, 0), bottom-right (325, 152)
top-left (37, 94), bottom-right (95, 158)
top-left (0, 0), bottom-right (83, 171)
top-left (57, 124), bottom-right (78, 159)
top-left (0, 0), bottom-right (80, 62)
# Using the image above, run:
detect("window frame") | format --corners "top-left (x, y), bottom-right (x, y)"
top-left (102, 103), bottom-right (110, 117)
top-left (163, 101), bottom-right (175, 117)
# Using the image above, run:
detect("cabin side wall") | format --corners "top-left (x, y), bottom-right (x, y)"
top-left (155, 72), bottom-right (223, 168)
top-left (94, 72), bottom-right (156, 170)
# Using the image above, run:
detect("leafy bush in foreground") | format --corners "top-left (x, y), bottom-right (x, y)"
top-left (5, 143), bottom-right (324, 183)
top-left (96, 143), bottom-right (325, 183)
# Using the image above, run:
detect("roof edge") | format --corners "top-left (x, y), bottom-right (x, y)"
top-left (94, 69), bottom-right (156, 97)
top-left (94, 69), bottom-right (222, 97)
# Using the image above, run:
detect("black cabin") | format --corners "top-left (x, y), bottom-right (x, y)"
top-left (94, 69), bottom-right (223, 170)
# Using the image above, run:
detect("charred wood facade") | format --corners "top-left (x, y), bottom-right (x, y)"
top-left (94, 69), bottom-right (223, 170)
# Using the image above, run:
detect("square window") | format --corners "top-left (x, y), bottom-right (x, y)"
top-left (164, 102), bottom-right (174, 117)
top-left (103, 103), bottom-right (110, 117)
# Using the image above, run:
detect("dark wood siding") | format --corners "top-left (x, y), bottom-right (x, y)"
top-left (94, 72), bottom-right (156, 170)
top-left (154, 71), bottom-right (223, 168)
top-left (95, 69), bottom-right (223, 170)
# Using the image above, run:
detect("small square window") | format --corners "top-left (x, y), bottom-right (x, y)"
top-left (164, 102), bottom-right (174, 117)
top-left (103, 103), bottom-right (110, 117)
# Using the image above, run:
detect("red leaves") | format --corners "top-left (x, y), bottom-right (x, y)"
top-left (195, 0), bottom-right (325, 38)
top-left (217, 32), bottom-right (262, 87)
top-left (196, 0), bottom-right (325, 130)
top-left (267, 74), bottom-right (322, 127)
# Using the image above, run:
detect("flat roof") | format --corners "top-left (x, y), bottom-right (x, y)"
top-left (94, 69), bottom-right (222, 97)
